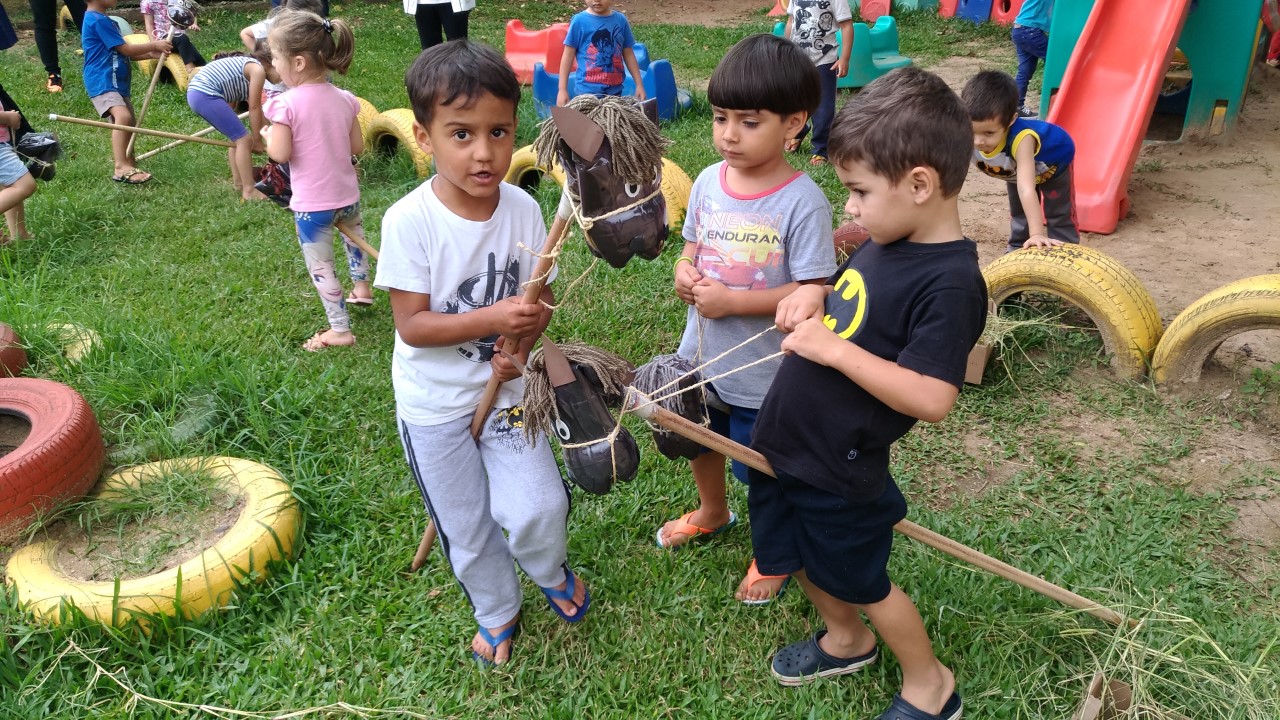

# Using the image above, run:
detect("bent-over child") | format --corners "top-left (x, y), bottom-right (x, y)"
top-left (186, 49), bottom-right (274, 201)
top-left (0, 98), bottom-right (36, 244)
top-left (374, 40), bottom-right (590, 667)
top-left (140, 0), bottom-right (205, 73)
top-left (82, 0), bottom-right (172, 184)
top-left (750, 67), bottom-right (986, 719)
top-left (557, 0), bottom-right (645, 106)
top-left (783, 0), bottom-right (852, 165)
top-left (265, 11), bottom-right (373, 351)
top-left (658, 34), bottom-right (837, 606)
top-left (963, 69), bottom-right (1077, 251)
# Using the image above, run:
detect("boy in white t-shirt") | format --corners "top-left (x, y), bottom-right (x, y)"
top-left (373, 40), bottom-right (589, 667)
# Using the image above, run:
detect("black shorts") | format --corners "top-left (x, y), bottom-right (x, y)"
top-left (704, 400), bottom-right (758, 484)
top-left (747, 465), bottom-right (907, 605)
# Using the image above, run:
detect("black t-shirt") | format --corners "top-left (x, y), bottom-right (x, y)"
top-left (752, 237), bottom-right (988, 502)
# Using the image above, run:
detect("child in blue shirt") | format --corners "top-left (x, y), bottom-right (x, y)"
top-left (82, 0), bottom-right (171, 184)
top-left (556, 0), bottom-right (645, 106)
top-left (964, 70), bottom-right (1078, 251)
top-left (1011, 0), bottom-right (1052, 116)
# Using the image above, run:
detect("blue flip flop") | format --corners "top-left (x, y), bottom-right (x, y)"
top-left (540, 568), bottom-right (591, 624)
top-left (876, 691), bottom-right (963, 720)
top-left (472, 623), bottom-right (519, 668)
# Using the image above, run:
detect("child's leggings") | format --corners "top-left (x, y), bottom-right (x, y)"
top-left (293, 203), bottom-right (370, 332)
top-left (398, 408), bottom-right (572, 628)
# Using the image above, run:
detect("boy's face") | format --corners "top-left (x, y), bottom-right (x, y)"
top-left (585, 0), bottom-right (612, 15)
top-left (835, 158), bottom-right (919, 245)
top-left (712, 107), bottom-right (805, 173)
top-left (413, 92), bottom-right (518, 220)
top-left (90, 0), bottom-right (117, 9)
top-left (971, 117), bottom-right (1010, 155)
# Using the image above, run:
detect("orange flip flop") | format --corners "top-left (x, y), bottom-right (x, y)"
top-left (655, 510), bottom-right (737, 549)
top-left (739, 558), bottom-right (790, 606)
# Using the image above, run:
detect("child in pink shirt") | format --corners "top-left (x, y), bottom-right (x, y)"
top-left (265, 11), bottom-right (373, 352)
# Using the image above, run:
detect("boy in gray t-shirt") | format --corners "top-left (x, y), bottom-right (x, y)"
top-left (656, 34), bottom-right (836, 606)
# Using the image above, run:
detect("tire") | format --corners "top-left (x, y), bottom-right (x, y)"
top-left (504, 146), bottom-right (690, 231)
top-left (355, 97), bottom-right (379, 153)
top-left (367, 108), bottom-right (432, 178)
top-left (123, 34), bottom-right (192, 91)
top-left (983, 245), bottom-right (1163, 379)
top-left (5, 456), bottom-right (302, 626)
top-left (1151, 275), bottom-right (1280, 385)
top-left (0, 379), bottom-right (105, 543)
top-left (0, 323), bottom-right (26, 378)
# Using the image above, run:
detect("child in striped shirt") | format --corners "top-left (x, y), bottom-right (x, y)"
top-left (186, 48), bottom-right (278, 201)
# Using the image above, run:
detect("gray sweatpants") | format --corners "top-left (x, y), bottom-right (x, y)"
top-left (398, 407), bottom-right (571, 628)
top-left (1007, 165), bottom-right (1080, 249)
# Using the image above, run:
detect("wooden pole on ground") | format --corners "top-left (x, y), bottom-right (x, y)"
top-left (408, 211), bottom-right (572, 573)
top-left (625, 389), bottom-right (1130, 627)
top-left (136, 112), bottom-right (250, 161)
top-left (128, 27), bottom-right (175, 157)
top-left (49, 114), bottom-right (235, 148)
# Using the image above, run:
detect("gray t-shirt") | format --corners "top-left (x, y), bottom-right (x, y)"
top-left (676, 163), bottom-right (837, 409)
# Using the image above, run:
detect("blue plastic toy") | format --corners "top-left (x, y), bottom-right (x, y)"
top-left (531, 43), bottom-right (693, 122)
top-left (771, 16), bottom-right (912, 90)
top-left (956, 0), bottom-right (994, 23)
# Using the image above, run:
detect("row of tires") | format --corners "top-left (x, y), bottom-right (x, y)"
top-left (982, 244), bottom-right (1280, 384)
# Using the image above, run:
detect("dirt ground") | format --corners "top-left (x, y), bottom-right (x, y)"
top-left (614, 0), bottom-right (773, 26)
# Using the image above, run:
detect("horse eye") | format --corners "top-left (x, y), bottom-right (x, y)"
top-left (624, 183), bottom-right (641, 198)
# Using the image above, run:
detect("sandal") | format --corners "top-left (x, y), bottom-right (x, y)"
top-left (876, 691), bottom-right (963, 720)
top-left (655, 510), bottom-right (737, 549)
top-left (345, 294), bottom-right (374, 307)
top-left (472, 622), bottom-right (519, 668)
top-left (112, 170), bottom-right (152, 185)
top-left (738, 558), bottom-right (790, 606)
top-left (809, 155), bottom-right (828, 167)
top-left (540, 567), bottom-right (591, 624)
top-left (784, 138), bottom-right (801, 153)
top-left (770, 629), bottom-right (879, 686)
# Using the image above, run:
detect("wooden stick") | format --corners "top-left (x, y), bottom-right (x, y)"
top-left (136, 112), bottom-right (250, 161)
top-left (49, 114), bottom-right (235, 148)
top-left (128, 26), bottom-right (175, 157)
top-left (336, 220), bottom-right (379, 260)
top-left (410, 210), bottom-right (572, 572)
top-left (625, 389), bottom-right (1130, 627)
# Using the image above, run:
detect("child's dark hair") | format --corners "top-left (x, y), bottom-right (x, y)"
top-left (251, 38), bottom-right (273, 67)
top-left (961, 70), bottom-right (1019, 126)
top-left (828, 67), bottom-right (972, 197)
top-left (211, 50), bottom-right (248, 61)
top-left (269, 11), bottom-right (354, 75)
top-left (707, 34), bottom-right (820, 116)
top-left (405, 40), bottom-right (520, 127)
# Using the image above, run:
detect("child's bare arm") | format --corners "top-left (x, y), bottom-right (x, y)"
top-left (622, 47), bottom-right (646, 100)
top-left (389, 290), bottom-right (543, 349)
top-left (143, 13), bottom-right (156, 39)
top-left (782, 318), bottom-right (961, 422)
top-left (267, 123), bottom-right (292, 163)
top-left (240, 26), bottom-right (257, 52)
top-left (492, 287), bottom-right (554, 381)
top-left (775, 283), bottom-right (830, 332)
top-left (1014, 138), bottom-right (1062, 248)
top-left (783, 17), bottom-right (793, 39)
top-left (834, 19), bottom-right (853, 77)
top-left (115, 39), bottom-right (172, 59)
top-left (557, 45), bottom-right (575, 106)
top-left (246, 66), bottom-right (267, 141)
top-left (692, 278), bottom-right (828, 319)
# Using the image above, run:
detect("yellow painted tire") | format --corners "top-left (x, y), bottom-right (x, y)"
top-left (123, 33), bottom-right (192, 91)
top-left (1151, 275), bottom-right (1280, 385)
top-left (368, 108), bottom-right (432, 178)
top-left (58, 4), bottom-right (72, 30)
top-left (47, 323), bottom-right (100, 363)
top-left (983, 245), bottom-right (1163, 379)
top-left (505, 147), bottom-right (690, 231)
top-left (5, 457), bottom-right (301, 627)
top-left (355, 97), bottom-right (379, 152)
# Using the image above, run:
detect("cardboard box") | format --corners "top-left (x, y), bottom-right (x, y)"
top-left (1070, 673), bottom-right (1189, 720)
top-left (964, 342), bottom-right (993, 385)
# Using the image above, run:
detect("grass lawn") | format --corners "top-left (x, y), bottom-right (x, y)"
top-left (2, 1), bottom-right (1278, 718)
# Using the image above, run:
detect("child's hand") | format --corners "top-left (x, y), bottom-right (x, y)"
top-left (674, 259), bottom-right (701, 305)
top-left (691, 277), bottom-right (734, 319)
top-left (154, 39), bottom-right (173, 55)
top-left (490, 337), bottom-right (523, 382)
top-left (780, 317), bottom-right (841, 366)
top-left (492, 297), bottom-right (543, 340)
top-left (775, 284), bottom-right (827, 332)
top-left (1023, 234), bottom-right (1065, 249)
top-left (556, 89), bottom-right (570, 107)
top-left (634, 85), bottom-right (647, 101)
top-left (833, 59), bottom-right (849, 78)
top-left (0, 111), bottom-right (19, 130)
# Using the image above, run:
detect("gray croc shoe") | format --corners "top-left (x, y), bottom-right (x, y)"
top-left (770, 630), bottom-right (879, 686)
top-left (876, 691), bottom-right (963, 720)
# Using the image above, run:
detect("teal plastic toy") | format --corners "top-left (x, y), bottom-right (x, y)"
top-left (1042, 0), bottom-right (1261, 138)
top-left (852, 0), bottom-right (940, 9)
top-left (771, 16), bottom-right (913, 90)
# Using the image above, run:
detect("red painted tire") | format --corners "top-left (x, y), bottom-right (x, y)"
top-left (0, 324), bottom-right (26, 378)
top-left (0, 379), bottom-right (105, 543)
top-left (834, 221), bottom-right (870, 257)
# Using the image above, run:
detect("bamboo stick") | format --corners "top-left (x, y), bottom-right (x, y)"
top-left (49, 114), bottom-right (235, 148)
top-left (136, 112), bottom-right (250, 160)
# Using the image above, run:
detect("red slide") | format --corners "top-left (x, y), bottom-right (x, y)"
top-left (1046, 0), bottom-right (1193, 234)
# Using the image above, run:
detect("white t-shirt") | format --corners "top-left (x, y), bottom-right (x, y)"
top-left (374, 180), bottom-right (555, 426)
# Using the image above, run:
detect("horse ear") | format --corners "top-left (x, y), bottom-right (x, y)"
top-left (550, 105), bottom-right (605, 161)
top-left (638, 98), bottom-right (659, 126)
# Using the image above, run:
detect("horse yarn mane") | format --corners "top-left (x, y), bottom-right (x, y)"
top-left (532, 95), bottom-right (671, 186)
top-left (522, 343), bottom-right (636, 442)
